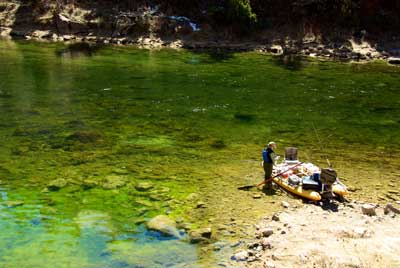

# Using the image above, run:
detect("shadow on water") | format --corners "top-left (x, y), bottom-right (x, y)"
top-left (272, 54), bottom-right (306, 71)
top-left (55, 43), bottom-right (103, 59)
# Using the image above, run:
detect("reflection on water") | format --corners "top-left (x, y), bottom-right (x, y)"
top-left (56, 42), bottom-right (101, 59)
top-left (0, 39), bottom-right (399, 267)
top-left (272, 54), bottom-right (306, 71)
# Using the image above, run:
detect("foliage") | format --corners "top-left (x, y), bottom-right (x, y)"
top-left (227, 0), bottom-right (257, 25)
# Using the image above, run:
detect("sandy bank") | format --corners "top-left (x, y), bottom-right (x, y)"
top-left (228, 200), bottom-right (400, 268)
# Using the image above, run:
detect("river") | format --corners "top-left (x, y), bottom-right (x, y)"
top-left (0, 39), bottom-right (399, 268)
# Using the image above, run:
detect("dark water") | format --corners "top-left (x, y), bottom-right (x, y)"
top-left (0, 39), bottom-right (399, 267)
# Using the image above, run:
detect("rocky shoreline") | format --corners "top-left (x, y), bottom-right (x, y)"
top-left (227, 200), bottom-right (400, 268)
top-left (1, 25), bottom-right (400, 65)
top-left (1, 1), bottom-right (400, 64)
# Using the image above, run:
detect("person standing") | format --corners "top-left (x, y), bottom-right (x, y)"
top-left (262, 141), bottom-right (277, 181)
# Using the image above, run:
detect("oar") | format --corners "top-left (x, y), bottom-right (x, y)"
top-left (238, 162), bottom-right (303, 190)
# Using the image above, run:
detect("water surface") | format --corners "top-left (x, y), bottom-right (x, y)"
top-left (0, 39), bottom-right (399, 267)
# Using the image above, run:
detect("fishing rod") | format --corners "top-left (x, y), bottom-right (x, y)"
top-left (238, 162), bottom-right (303, 190)
top-left (312, 122), bottom-right (332, 168)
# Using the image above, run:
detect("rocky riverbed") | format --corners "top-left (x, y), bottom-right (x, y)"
top-left (227, 200), bottom-right (400, 268)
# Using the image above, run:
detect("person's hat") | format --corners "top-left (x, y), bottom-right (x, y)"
top-left (268, 141), bottom-right (276, 147)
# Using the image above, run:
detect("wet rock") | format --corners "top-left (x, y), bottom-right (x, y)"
top-left (47, 178), bottom-right (68, 191)
top-left (270, 45), bottom-right (283, 55)
top-left (102, 175), bottom-right (127, 190)
top-left (384, 204), bottom-right (400, 214)
top-left (146, 215), bottom-right (181, 238)
top-left (231, 250), bottom-right (249, 261)
top-left (5, 200), bottom-right (24, 208)
top-left (281, 201), bottom-right (290, 208)
top-left (361, 204), bottom-right (377, 216)
top-left (135, 182), bottom-right (154, 191)
top-left (388, 57), bottom-right (400, 65)
top-left (261, 227), bottom-right (274, 237)
top-left (189, 227), bottom-right (212, 243)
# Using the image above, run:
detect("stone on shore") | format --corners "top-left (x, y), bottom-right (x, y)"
top-left (231, 250), bottom-right (249, 261)
top-left (261, 227), bottom-right (274, 237)
top-left (146, 215), bottom-right (181, 238)
top-left (361, 204), bottom-right (376, 216)
top-left (384, 203), bottom-right (400, 214)
top-left (281, 201), bottom-right (290, 208)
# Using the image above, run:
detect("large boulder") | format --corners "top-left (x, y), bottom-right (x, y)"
top-left (146, 215), bottom-right (181, 238)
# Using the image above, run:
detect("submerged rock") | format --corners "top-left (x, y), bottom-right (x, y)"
top-left (102, 175), bottom-right (127, 190)
top-left (5, 200), bottom-right (24, 208)
top-left (66, 131), bottom-right (102, 143)
top-left (135, 182), bottom-right (154, 191)
top-left (189, 227), bottom-right (212, 243)
top-left (146, 215), bottom-right (181, 238)
top-left (82, 179), bottom-right (98, 190)
top-left (47, 178), bottom-right (68, 191)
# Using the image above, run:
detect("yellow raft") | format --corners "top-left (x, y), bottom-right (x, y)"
top-left (272, 176), bottom-right (322, 201)
top-left (271, 162), bottom-right (348, 201)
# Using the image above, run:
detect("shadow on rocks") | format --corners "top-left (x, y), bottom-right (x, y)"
top-left (320, 199), bottom-right (339, 212)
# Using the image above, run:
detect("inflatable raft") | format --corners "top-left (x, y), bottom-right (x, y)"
top-left (272, 162), bottom-right (348, 201)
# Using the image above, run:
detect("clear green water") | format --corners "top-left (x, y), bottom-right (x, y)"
top-left (0, 39), bottom-right (399, 267)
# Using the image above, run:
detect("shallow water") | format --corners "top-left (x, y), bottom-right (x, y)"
top-left (0, 39), bottom-right (399, 267)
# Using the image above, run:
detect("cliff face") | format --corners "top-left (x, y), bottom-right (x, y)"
top-left (0, 0), bottom-right (399, 59)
